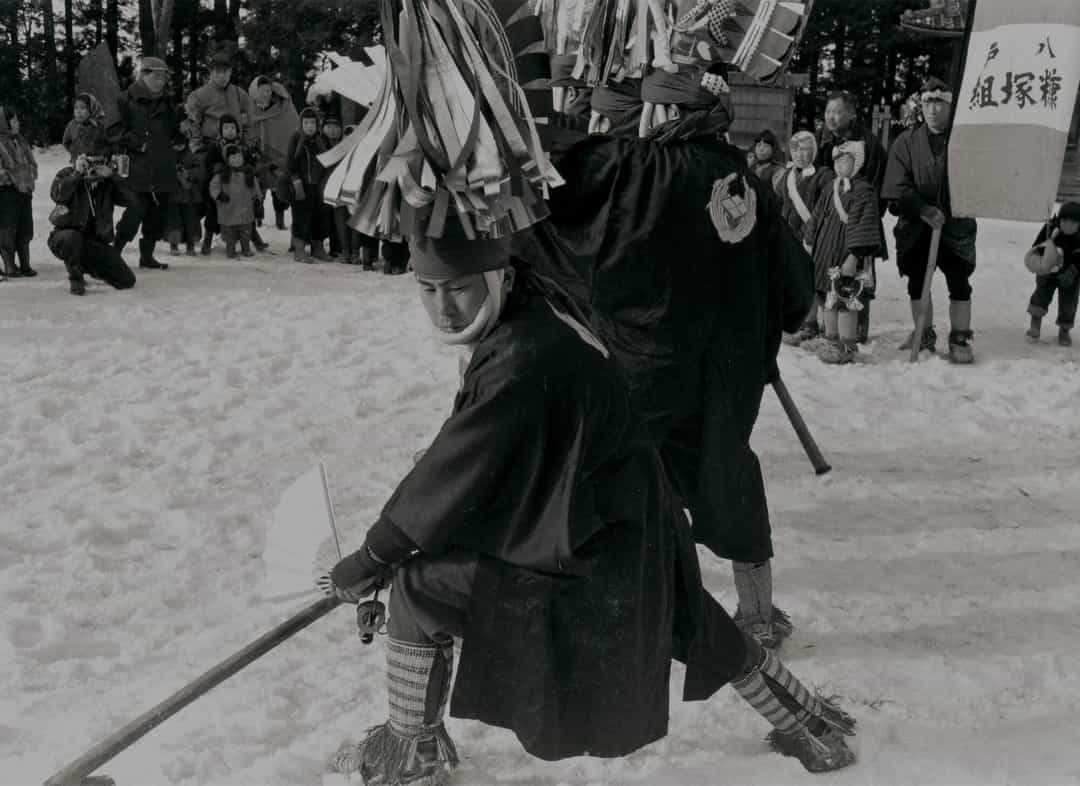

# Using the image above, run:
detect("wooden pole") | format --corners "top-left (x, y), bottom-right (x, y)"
top-left (909, 226), bottom-right (943, 363)
top-left (43, 596), bottom-right (343, 786)
top-left (771, 377), bottom-right (831, 475)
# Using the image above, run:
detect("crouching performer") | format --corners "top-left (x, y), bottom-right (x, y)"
top-left (48, 148), bottom-right (137, 296)
top-left (325, 227), bottom-right (856, 785)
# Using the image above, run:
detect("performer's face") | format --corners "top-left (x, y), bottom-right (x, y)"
top-left (74, 102), bottom-right (90, 122)
top-left (1060, 218), bottom-right (1080, 236)
top-left (923, 99), bottom-right (949, 133)
top-left (417, 273), bottom-right (491, 333)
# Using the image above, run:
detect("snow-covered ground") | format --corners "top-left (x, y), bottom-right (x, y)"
top-left (4, 147), bottom-right (1080, 786)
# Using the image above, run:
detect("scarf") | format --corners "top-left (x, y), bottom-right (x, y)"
top-left (786, 166), bottom-right (814, 223)
top-left (433, 270), bottom-right (509, 348)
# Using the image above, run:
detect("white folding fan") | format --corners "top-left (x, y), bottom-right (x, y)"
top-left (260, 464), bottom-right (346, 606)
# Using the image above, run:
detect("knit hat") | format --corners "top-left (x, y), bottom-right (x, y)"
top-left (140, 57), bottom-right (169, 73)
top-left (789, 130), bottom-right (818, 161)
top-left (209, 51), bottom-right (233, 69)
top-left (1059, 202), bottom-right (1080, 223)
top-left (323, 115), bottom-right (342, 129)
top-left (223, 143), bottom-right (243, 160)
top-left (411, 221), bottom-right (512, 279)
top-left (300, 107), bottom-right (320, 123)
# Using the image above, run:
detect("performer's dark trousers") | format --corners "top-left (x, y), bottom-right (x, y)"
top-left (1029, 273), bottom-right (1080, 328)
top-left (329, 206), bottom-right (350, 256)
top-left (900, 230), bottom-right (974, 302)
top-left (116, 191), bottom-right (171, 245)
top-left (0, 187), bottom-right (33, 250)
top-left (48, 230), bottom-right (136, 289)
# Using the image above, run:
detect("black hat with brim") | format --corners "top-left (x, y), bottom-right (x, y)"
top-left (410, 221), bottom-right (512, 279)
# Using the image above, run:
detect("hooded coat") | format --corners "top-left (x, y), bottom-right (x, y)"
top-left (62, 94), bottom-right (108, 163)
top-left (108, 81), bottom-right (179, 194)
top-left (380, 288), bottom-right (748, 760)
top-left (0, 106), bottom-right (38, 194)
top-left (248, 79), bottom-right (299, 173)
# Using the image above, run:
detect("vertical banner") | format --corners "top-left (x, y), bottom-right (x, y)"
top-left (949, 3), bottom-right (1080, 221)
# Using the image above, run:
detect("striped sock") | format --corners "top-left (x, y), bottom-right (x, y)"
top-left (386, 639), bottom-right (452, 732)
top-left (732, 661), bottom-right (803, 735)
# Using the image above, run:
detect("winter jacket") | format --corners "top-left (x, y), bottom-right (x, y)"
top-left (285, 131), bottom-right (327, 187)
top-left (108, 81), bottom-right (179, 194)
top-left (209, 165), bottom-right (262, 226)
top-left (185, 82), bottom-right (254, 142)
top-left (173, 148), bottom-right (206, 206)
top-left (816, 121), bottom-right (887, 194)
top-left (49, 165), bottom-right (135, 243)
top-left (1034, 221), bottom-right (1080, 275)
top-left (248, 80), bottom-right (299, 173)
top-left (62, 119), bottom-right (107, 163)
top-left (0, 106), bottom-right (38, 194)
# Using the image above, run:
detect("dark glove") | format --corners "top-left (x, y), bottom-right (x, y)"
top-left (329, 546), bottom-right (392, 603)
top-left (1058, 265), bottom-right (1079, 289)
top-left (216, 192), bottom-right (230, 203)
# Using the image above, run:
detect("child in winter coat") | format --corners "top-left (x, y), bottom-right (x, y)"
top-left (1026, 201), bottom-right (1080, 347)
top-left (286, 107), bottom-right (328, 263)
top-left (0, 105), bottom-right (38, 280)
top-left (210, 144), bottom-right (263, 258)
top-left (167, 133), bottom-right (205, 256)
top-left (779, 130), bottom-right (833, 343)
top-left (62, 93), bottom-right (107, 163)
top-left (321, 116), bottom-right (353, 262)
top-left (749, 129), bottom-right (784, 193)
top-left (804, 140), bottom-right (885, 364)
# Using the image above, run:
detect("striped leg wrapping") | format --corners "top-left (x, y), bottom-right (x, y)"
top-left (329, 640), bottom-right (459, 783)
top-left (759, 649), bottom-right (856, 736)
top-left (732, 662), bottom-right (802, 735)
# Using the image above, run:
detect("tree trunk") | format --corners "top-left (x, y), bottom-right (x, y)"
top-left (91, 0), bottom-right (104, 45)
top-left (107, 0), bottom-right (120, 57)
top-left (172, 20), bottom-right (184, 102)
top-left (155, 0), bottom-right (176, 56)
top-left (188, 19), bottom-right (200, 92)
top-left (64, 0), bottom-right (76, 103)
top-left (139, 0), bottom-right (158, 55)
top-left (39, 0), bottom-right (60, 91)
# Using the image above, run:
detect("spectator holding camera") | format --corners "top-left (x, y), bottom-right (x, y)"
top-left (47, 146), bottom-right (137, 296)
top-left (107, 57), bottom-right (178, 271)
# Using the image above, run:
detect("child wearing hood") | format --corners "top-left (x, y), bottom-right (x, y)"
top-left (285, 107), bottom-right (328, 263)
top-left (803, 140), bottom-right (885, 364)
top-left (321, 115), bottom-right (353, 262)
top-left (0, 106), bottom-right (38, 280)
top-left (210, 143), bottom-right (262, 258)
top-left (167, 131), bottom-right (205, 256)
top-left (62, 94), bottom-right (107, 163)
top-left (779, 131), bottom-right (832, 344)
top-left (1026, 201), bottom-right (1080, 347)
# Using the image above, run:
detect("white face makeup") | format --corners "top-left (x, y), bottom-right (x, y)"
top-left (416, 274), bottom-right (491, 333)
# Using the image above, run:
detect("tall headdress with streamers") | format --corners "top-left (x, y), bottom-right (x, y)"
top-left (320, 0), bottom-right (561, 240)
top-left (541, 0), bottom-right (811, 88)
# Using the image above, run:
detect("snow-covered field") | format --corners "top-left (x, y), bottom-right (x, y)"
top-left (4, 147), bottom-right (1080, 786)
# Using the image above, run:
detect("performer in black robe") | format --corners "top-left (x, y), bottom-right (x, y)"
top-left (326, 227), bottom-right (854, 784)
top-left (518, 67), bottom-right (814, 651)
top-left (882, 76), bottom-right (978, 363)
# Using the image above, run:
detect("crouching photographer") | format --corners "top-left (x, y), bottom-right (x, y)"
top-left (48, 151), bottom-right (137, 296)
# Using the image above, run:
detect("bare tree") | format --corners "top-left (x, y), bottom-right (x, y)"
top-left (107, 0), bottom-right (120, 57)
top-left (138, 0), bottom-right (176, 57)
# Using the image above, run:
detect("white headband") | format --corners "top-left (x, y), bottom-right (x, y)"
top-left (921, 89), bottom-right (953, 105)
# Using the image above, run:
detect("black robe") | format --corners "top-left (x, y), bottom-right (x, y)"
top-left (515, 135), bottom-right (813, 563)
top-left (882, 124), bottom-right (978, 275)
top-left (380, 293), bottom-right (747, 760)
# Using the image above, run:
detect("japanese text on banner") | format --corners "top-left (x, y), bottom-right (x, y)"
top-left (955, 24), bottom-right (1080, 134)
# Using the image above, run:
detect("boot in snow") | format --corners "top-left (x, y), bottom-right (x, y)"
top-left (16, 245), bottom-right (36, 277)
top-left (329, 638), bottom-right (459, 785)
top-left (947, 301), bottom-right (974, 364)
top-left (275, 209), bottom-right (287, 231)
top-left (733, 643), bottom-right (856, 773)
top-left (139, 239), bottom-right (168, 270)
top-left (818, 339), bottom-right (857, 365)
top-left (1059, 327), bottom-right (1072, 347)
top-left (292, 237), bottom-right (313, 264)
top-left (1, 246), bottom-right (19, 278)
top-left (900, 299), bottom-right (936, 353)
top-left (1027, 315), bottom-right (1042, 342)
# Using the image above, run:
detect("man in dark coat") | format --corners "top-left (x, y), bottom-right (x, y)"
top-left (326, 227), bottom-right (854, 784)
top-left (883, 76), bottom-right (977, 364)
top-left (47, 148), bottom-right (137, 296)
top-left (520, 68), bottom-right (814, 651)
top-left (107, 57), bottom-right (178, 271)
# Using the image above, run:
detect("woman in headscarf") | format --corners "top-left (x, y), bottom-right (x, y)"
top-left (0, 105), bottom-right (38, 279)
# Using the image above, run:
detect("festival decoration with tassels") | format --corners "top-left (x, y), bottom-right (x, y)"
top-left (543, 0), bottom-right (810, 90)
top-left (320, 0), bottom-right (561, 241)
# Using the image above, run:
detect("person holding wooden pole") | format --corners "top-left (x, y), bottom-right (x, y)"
top-left (882, 76), bottom-right (978, 363)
